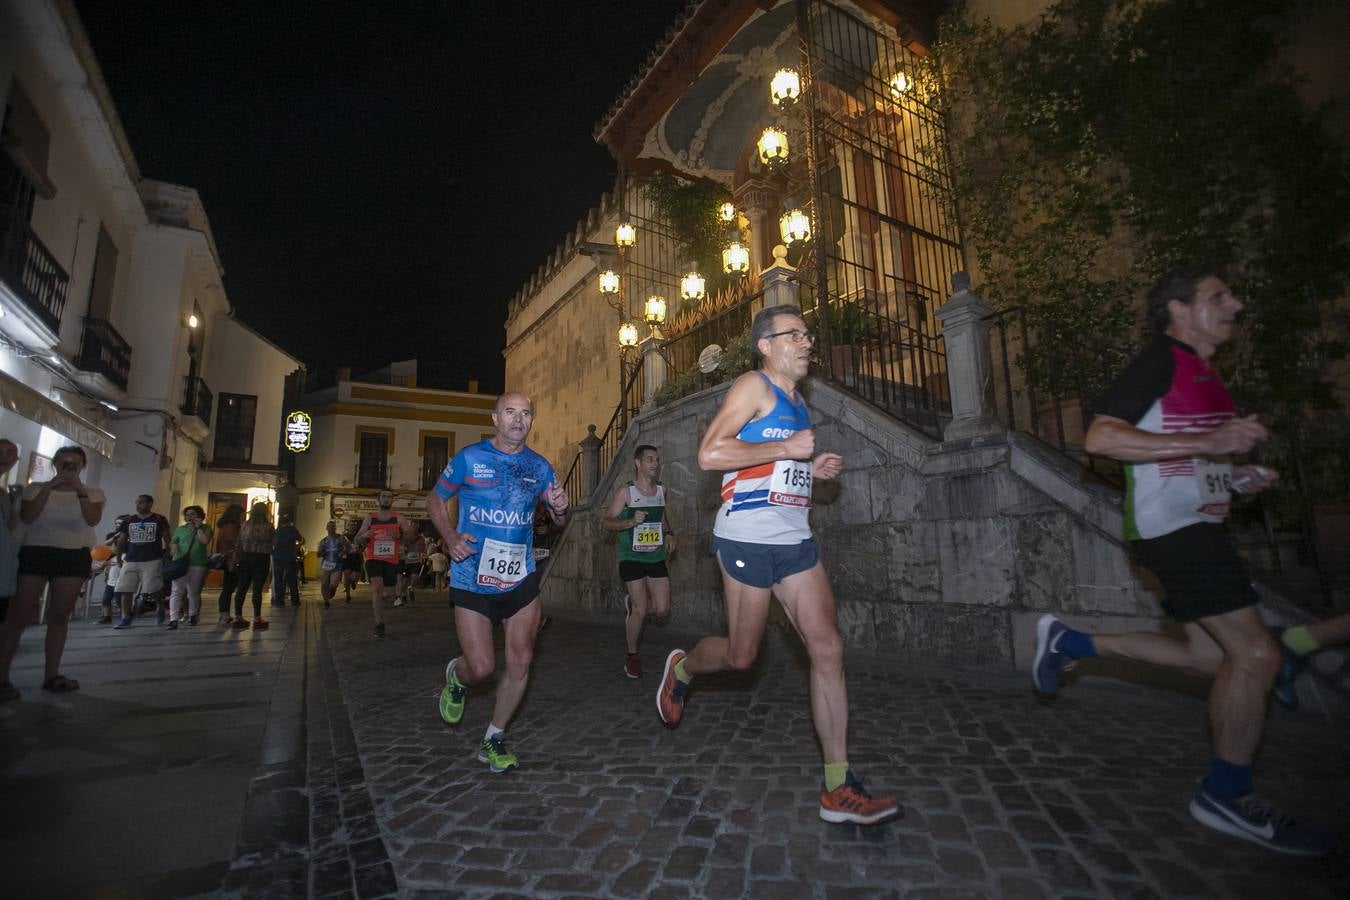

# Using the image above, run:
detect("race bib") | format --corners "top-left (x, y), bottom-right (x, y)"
top-left (768, 460), bottom-right (812, 507)
top-left (373, 539), bottom-right (396, 558)
top-left (633, 521), bottom-right (663, 552)
top-left (321, 560), bottom-right (338, 571)
top-left (1195, 458), bottom-right (1233, 516)
top-left (477, 538), bottom-right (527, 589)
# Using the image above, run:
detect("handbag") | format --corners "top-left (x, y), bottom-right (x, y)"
top-left (207, 553), bottom-right (227, 570)
top-left (163, 526), bottom-right (202, 582)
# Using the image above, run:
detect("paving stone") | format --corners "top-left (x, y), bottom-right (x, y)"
top-left (1030, 848), bottom-right (1096, 894)
top-left (534, 872), bottom-right (606, 893)
top-left (703, 867), bottom-right (747, 900)
top-left (995, 875), bottom-right (1048, 899)
top-left (750, 843), bottom-right (788, 877)
top-left (748, 879), bottom-right (814, 899)
top-left (663, 845), bottom-right (708, 881)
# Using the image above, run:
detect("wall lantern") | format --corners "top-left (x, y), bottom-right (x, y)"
top-left (617, 321), bottom-right (640, 348)
top-left (888, 71), bottom-right (911, 97)
top-left (779, 208), bottom-right (811, 245)
top-left (757, 126), bottom-right (789, 166)
top-left (770, 68), bottom-right (801, 107)
top-left (680, 271), bottom-right (706, 303)
top-left (187, 312), bottom-right (200, 328)
top-left (598, 269), bottom-right (620, 296)
top-left (644, 295), bottom-right (667, 326)
top-left (722, 241), bottom-right (750, 275)
top-left (615, 222), bottom-right (636, 248)
top-left (719, 201), bottom-right (737, 223)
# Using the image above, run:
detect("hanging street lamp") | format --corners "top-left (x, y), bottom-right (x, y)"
top-left (618, 321), bottom-right (640, 348)
top-left (770, 68), bottom-right (801, 108)
top-left (680, 271), bottom-right (706, 303)
top-left (644, 295), bottom-right (668, 326)
top-left (719, 201), bottom-right (737, 223)
top-left (598, 269), bottom-right (620, 296)
top-left (722, 241), bottom-right (750, 275)
top-left (757, 126), bottom-right (789, 166)
top-left (888, 71), bottom-right (911, 98)
top-left (779, 208), bottom-right (811, 246)
top-left (615, 222), bottom-right (636, 248)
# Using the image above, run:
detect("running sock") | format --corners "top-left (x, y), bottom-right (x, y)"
top-left (1202, 756), bottom-right (1253, 801)
top-left (1281, 625), bottom-right (1319, 657)
top-left (824, 762), bottom-right (849, 792)
top-left (1060, 628), bottom-right (1098, 659)
top-left (484, 723), bottom-right (504, 742)
top-left (674, 658), bottom-right (691, 684)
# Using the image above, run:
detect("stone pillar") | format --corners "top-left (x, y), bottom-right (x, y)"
top-left (579, 425), bottom-right (602, 500)
top-left (760, 244), bottom-right (799, 312)
top-left (934, 272), bottom-right (999, 441)
top-left (640, 331), bottom-right (667, 412)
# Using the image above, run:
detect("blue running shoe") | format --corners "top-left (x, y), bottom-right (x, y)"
top-left (1032, 614), bottom-right (1069, 696)
top-left (1188, 785), bottom-right (1334, 857)
top-left (1269, 627), bottom-right (1305, 710)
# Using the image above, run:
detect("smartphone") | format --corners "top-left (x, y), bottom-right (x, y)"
top-left (60, 461), bottom-right (79, 473)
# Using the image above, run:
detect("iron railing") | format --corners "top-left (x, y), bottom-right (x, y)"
top-left (663, 286), bottom-right (763, 380)
top-left (181, 375), bottom-right (213, 427)
top-left (0, 221), bottom-right (68, 335)
top-left (561, 356), bottom-right (645, 510)
top-left (76, 317), bottom-right (132, 391)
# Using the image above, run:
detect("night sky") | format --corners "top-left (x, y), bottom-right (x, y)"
top-left (72, 1), bottom-right (687, 394)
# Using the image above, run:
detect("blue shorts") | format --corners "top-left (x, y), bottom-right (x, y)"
top-left (712, 536), bottom-right (819, 589)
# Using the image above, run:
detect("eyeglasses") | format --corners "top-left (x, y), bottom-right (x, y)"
top-left (764, 329), bottom-right (816, 344)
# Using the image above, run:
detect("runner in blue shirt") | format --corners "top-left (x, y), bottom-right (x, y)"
top-left (316, 521), bottom-right (348, 609)
top-left (426, 391), bottom-right (569, 773)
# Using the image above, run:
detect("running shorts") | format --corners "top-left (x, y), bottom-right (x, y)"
top-left (365, 560), bottom-right (398, 584)
top-left (619, 559), bottom-right (669, 582)
top-left (1130, 522), bottom-right (1258, 622)
top-left (712, 537), bottom-right (819, 589)
top-left (450, 571), bottom-right (540, 625)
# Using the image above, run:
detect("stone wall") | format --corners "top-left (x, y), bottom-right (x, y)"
top-left (540, 376), bottom-right (1164, 669)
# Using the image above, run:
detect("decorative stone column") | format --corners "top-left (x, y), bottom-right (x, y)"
top-left (579, 424), bottom-right (602, 500)
top-left (641, 330), bottom-right (667, 412)
top-left (934, 272), bottom-right (999, 441)
top-left (760, 244), bottom-right (799, 312)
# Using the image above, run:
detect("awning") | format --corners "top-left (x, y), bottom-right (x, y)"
top-left (0, 368), bottom-right (116, 458)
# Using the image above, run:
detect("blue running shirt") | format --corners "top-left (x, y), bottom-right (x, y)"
top-left (433, 439), bottom-right (556, 594)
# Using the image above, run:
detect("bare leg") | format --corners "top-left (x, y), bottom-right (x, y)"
top-left (0, 576), bottom-right (45, 683)
top-left (682, 555), bottom-right (772, 676)
top-left (1193, 606), bottom-right (1280, 765)
top-left (624, 579), bottom-right (650, 654)
top-left (1094, 622), bottom-right (1224, 676)
top-left (491, 599), bottom-right (541, 729)
top-left (370, 577), bottom-right (386, 625)
top-left (1308, 612), bottom-right (1350, 650)
top-left (773, 563), bottom-right (848, 763)
top-left (453, 605), bottom-right (497, 686)
top-left (42, 578), bottom-right (83, 681)
top-left (646, 576), bottom-right (671, 621)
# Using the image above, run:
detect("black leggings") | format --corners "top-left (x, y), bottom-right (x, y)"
top-left (233, 553), bottom-right (270, 618)
top-left (217, 568), bottom-right (239, 615)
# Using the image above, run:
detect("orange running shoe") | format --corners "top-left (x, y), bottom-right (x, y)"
top-left (656, 649), bottom-right (687, 726)
top-left (819, 772), bottom-right (902, 825)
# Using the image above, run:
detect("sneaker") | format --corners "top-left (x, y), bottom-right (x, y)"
top-left (167, 619), bottom-right (179, 630)
top-left (252, 618), bottom-right (270, 631)
top-left (1270, 627), bottom-right (1305, 710)
top-left (624, 653), bottom-right (642, 679)
top-left (219, 614), bottom-right (233, 626)
top-left (374, 622), bottom-right (385, 638)
top-left (188, 615), bottom-right (199, 626)
top-left (656, 649), bottom-right (688, 727)
top-left (98, 614), bottom-right (112, 624)
top-left (232, 617), bottom-right (249, 629)
top-left (1032, 614), bottom-right (1069, 696)
top-left (393, 596), bottom-right (405, 608)
top-left (477, 734), bottom-right (518, 774)
top-left (113, 618), bottom-right (132, 629)
top-left (1188, 785), bottom-right (1334, 856)
top-left (819, 772), bottom-right (903, 825)
top-left (439, 658), bottom-right (467, 725)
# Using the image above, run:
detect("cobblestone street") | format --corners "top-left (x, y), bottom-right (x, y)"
top-left (3, 583), bottom-right (1348, 898)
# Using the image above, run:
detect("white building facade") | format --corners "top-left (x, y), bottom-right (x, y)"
top-left (1, 0), bottom-right (300, 540)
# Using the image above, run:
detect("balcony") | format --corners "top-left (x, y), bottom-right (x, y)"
top-left (0, 221), bottom-right (69, 340)
top-left (181, 374), bottom-right (213, 440)
top-left (75, 317), bottom-right (132, 393)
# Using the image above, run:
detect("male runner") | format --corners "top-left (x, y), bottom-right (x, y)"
top-left (1272, 613), bottom-right (1350, 708)
top-left (316, 520), bottom-right (348, 609)
top-left (655, 305), bottom-right (900, 825)
top-left (602, 444), bottom-right (676, 679)
top-left (351, 490), bottom-right (400, 637)
top-left (393, 523), bottom-right (425, 607)
top-left (1033, 265), bottom-right (1333, 856)
top-left (428, 391), bottom-right (568, 773)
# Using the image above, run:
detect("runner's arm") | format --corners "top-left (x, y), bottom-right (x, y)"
top-left (425, 491), bottom-right (458, 548)
top-left (350, 514), bottom-right (373, 549)
top-left (697, 373), bottom-right (810, 471)
top-left (601, 483), bottom-right (637, 531)
top-left (1084, 414), bottom-right (1269, 462)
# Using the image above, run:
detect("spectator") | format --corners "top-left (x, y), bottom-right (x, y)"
top-left (0, 438), bottom-right (21, 623)
top-left (211, 504), bottom-right (245, 625)
top-left (271, 513), bottom-right (303, 607)
top-left (0, 445), bottom-right (105, 700)
top-left (429, 545), bottom-right (449, 592)
top-left (95, 520), bottom-right (126, 624)
top-left (167, 505), bottom-right (211, 628)
top-left (232, 503), bottom-right (274, 630)
top-left (113, 494), bottom-right (171, 629)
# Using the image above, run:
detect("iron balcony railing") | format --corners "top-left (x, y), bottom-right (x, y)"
top-left (76, 317), bottom-right (132, 392)
top-left (0, 221), bottom-right (69, 334)
top-left (181, 375), bottom-right (213, 427)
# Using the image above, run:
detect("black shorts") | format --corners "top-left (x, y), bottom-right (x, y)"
top-left (450, 571), bottom-right (540, 625)
top-left (619, 559), bottom-right (669, 582)
top-left (1131, 522), bottom-right (1258, 623)
top-left (366, 560), bottom-right (398, 584)
top-left (18, 546), bottom-right (92, 580)
top-left (398, 562), bottom-right (421, 577)
top-left (342, 554), bottom-right (363, 572)
top-left (712, 536), bottom-right (819, 589)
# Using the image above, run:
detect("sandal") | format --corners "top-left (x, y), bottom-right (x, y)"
top-left (0, 681), bottom-right (20, 702)
top-left (41, 675), bottom-right (80, 693)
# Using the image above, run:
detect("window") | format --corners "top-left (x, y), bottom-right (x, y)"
top-left (214, 394), bottom-right (257, 463)
top-left (87, 226), bottom-right (118, 319)
top-left (421, 436), bottom-right (449, 489)
top-left (357, 431), bottom-right (388, 488)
